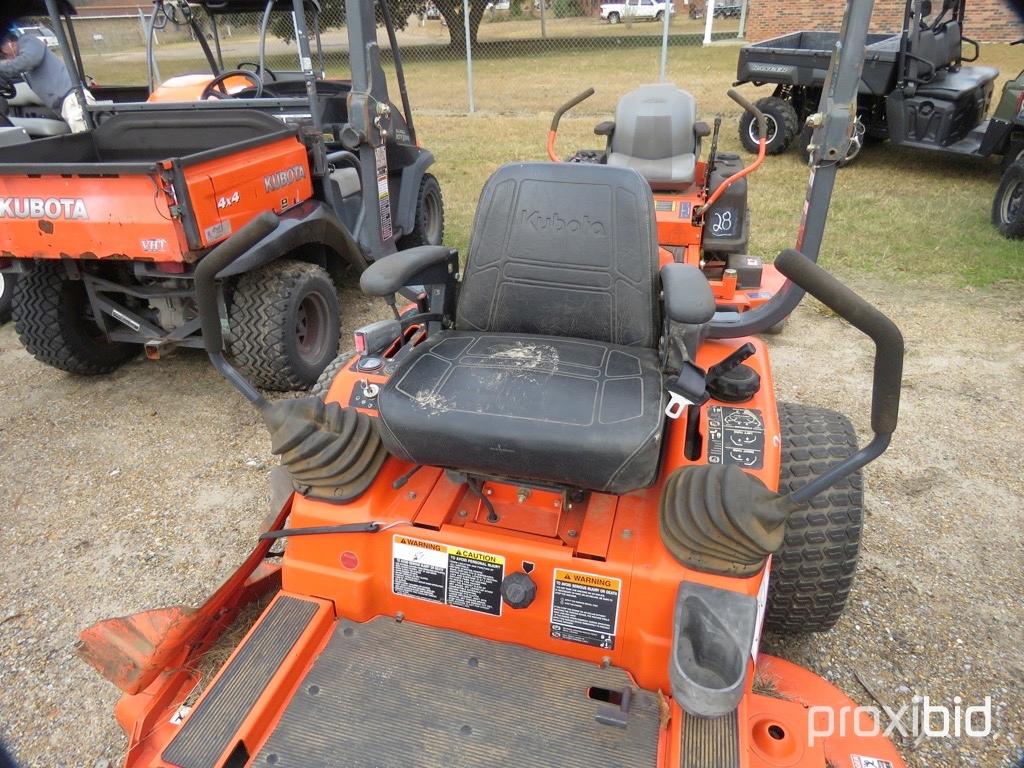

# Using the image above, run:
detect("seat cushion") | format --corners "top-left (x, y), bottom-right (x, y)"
top-left (377, 331), bottom-right (666, 494)
top-left (456, 162), bottom-right (660, 348)
top-left (610, 83), bottom-right (698, 186)
top-left (607, 151), bottom-right (697, 188)
top-left (917, 66), bottom-right (998, 100)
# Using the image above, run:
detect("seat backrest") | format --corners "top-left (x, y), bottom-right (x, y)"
top-left (610, 83), bottom-right (697, 162)
top-left (455, 162), bottom-right (660, 348)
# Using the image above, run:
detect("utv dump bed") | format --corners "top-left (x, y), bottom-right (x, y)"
top-left (0, 111), bottom-right (312, 262)
top-left (736, 31), bottom-right (902, 95)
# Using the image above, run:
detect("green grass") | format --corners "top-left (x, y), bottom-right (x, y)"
top-left (80, 40), bottom-right (1023, 286)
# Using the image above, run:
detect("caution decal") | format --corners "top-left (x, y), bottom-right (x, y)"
top-left (550, 568), bottom-right (621, 650)
top-left (392, 536), bottom-right (505, 616)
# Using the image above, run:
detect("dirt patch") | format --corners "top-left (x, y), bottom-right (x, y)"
top-left (0, 276), bottom-right (1020, 767)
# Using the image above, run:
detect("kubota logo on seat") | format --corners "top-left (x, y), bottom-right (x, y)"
top-left (521, 209), bottom-right (606, 237)
top-left (0, 197), bottom-right (88, 220)
top-left (264, 164), bottom-right (307, 192)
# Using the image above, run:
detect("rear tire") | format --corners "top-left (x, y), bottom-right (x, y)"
top-left (739, 96), bottom-right (799, 156)
top-left (230, 260), bottom-right (341, 391)
top-left (608, 11), bottom-right (620, 22)
top-left (0, 273), bottom-right (14, 323)
top-left (311, 350), bottom-right (357, 400)
top-left (993, 161), bottom-right (1024, 240)
top-left (12, 266), bottom-right (136, 375)
top-left (398, 173), bottom-right (445, 248)
top-left (765, 402), bottom-right (863, 634)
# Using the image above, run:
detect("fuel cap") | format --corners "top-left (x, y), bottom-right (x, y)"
top-left (500, 572), bottom-right (537, 609)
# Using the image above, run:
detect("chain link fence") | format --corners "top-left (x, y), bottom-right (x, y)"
top-left (27, 0), bottom-right (747, 114)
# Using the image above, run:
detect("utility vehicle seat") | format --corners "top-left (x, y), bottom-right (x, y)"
top-left (606, 83), bottom-right (699, 187)
top-left (916, 65), bottom-right (998, 100)
top-left (376, 162), bottom-right (667, 494)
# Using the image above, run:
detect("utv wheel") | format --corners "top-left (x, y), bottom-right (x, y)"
top-left (12, 266), bottom-right (136, 375)
top-left (230, 260), bottom-right (341, 391)
top-left (398, 173), bottom-right (445, 248)
top-left (0, 273), bottom-right (14, 323)
top-left (311, 350), bottom-right (357, 400)
top-left (993, 161), bottom-right (1024, 240)
top-left (608, 11), bottom-right (620, 22)
top-left (765, 402), bottom-right (863, 634)
top-left (739, 96), bottom-right (798, 156)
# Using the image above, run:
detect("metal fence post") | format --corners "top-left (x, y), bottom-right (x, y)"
top-left (659, 0), bottom-right (671, 81)
top-left (463, 0), bottom-right (476, 113)
top-left (540, 0), bottom-right (548, 40)
top-left (738, 0), bottom-right (748, 39)
top-left (703, 0), bottom-right (715, 44)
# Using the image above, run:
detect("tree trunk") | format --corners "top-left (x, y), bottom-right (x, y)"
top-left (437, 0), bottom-right (484, 54)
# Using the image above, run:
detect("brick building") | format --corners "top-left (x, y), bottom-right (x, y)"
top-left (744, 0), bottom-right (1024, 44)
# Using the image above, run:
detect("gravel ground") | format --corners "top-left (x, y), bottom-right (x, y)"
top-left (0, 277), bottom-right (1021, 767)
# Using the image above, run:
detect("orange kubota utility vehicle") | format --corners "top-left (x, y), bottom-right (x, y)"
top-left (0, 0), bottom-right (442, 390)
top-left (78, 1), bottom-right (906, 766)
top-left (547, 84), bottom-right (787, 330)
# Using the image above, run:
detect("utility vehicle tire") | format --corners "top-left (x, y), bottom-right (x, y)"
top-left (993, 161), bottom-right (1024, 240)
top-left (12, 266), bottom-right (136, 375)
top-left (398, 173), bottom-right (445, 249)
top-left (0, 273), bottom-right (14, 323)
top-left (230, 260), bottom-right (341, 391)
top-left (608, 11), bottom-right (620, 23)
top-left (765, 402), bottom-right (863, 634)
top-left (311, 350), bottom-right (357, 400)
top-left (739, 96), bottom-right (799, 156)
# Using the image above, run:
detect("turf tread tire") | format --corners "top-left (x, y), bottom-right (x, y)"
top-left (992, 161), bottom-right (1024, 239)
top-left (12, 266), bottom-right (136, 375)
top-left (311, 350), bottom-right (357, 400)
top-left (766, 401), bottom-right (863, 634)
top-left (397, 173), bottom-right (444, 249)
top-left (739, 96), bottom-right (799, 155)
top-left (230, 260), bottom-right (341, 391)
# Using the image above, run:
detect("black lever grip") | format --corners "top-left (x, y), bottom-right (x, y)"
top-left (194, 212), bottom-right (279, 356)
top-left (727, 88), bottom-right (766, 145)
top-left (774, 249), bottom-right (903, 435)
top-left (550, 87), bottom-right (595, 132)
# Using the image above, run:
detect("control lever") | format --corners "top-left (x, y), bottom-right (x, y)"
top-left (705, 342), bottom-right (755, 384)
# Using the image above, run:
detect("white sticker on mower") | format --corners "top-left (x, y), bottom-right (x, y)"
top-left (751, 561), bottom-right (770, 662)
top-left (391, 535), bottom-right (504, 616)
top-left (375, 145), bottom-right (393, 242)
top-left (169, 703), bottom-right (191, 725)
top-left (851, 756), bottom-right (894, 768)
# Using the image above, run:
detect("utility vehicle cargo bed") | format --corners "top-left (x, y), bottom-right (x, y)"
top-left (737, 30), bottom-right (901, 95)
top-left (0, 110), bottom-right (312, 261)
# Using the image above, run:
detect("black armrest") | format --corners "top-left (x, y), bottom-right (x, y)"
top-left (661, 264), bottom-right (715, 325)
top-left (594, 120), bottom-right (615, 137)
top-left (359, 246), bottom-right (457, 297)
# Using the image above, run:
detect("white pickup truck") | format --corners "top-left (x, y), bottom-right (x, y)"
top-left (600, 0), bottom-right (675, 23)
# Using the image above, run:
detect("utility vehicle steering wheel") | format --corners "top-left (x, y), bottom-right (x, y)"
top-left (237, 61), bottom-right (278, 81)
top-left (201, 70), bottom-right (263, 100)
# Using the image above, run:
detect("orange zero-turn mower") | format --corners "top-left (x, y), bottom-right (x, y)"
top-left (547, 83), bottom-right (788, 327)
top-left (77, 2), bottom-right (906, 766)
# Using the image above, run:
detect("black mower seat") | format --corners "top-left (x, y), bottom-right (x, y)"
top-left (376, 161), bottom-right (666, 494)
top-left (376, 331), bottom-right (664, 493)
top-left (916, 65), bottom-right (998, 100)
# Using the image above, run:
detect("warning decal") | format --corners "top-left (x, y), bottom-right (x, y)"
top-left (550, 569), bottom-right (620, 650)
top-left (851, 757), bottom-right (894, 768)
top-left (392, 536), bottom-right (504, 616)
top-left (375, 145), bottom-right (393, 242)
top-left (707, 406), bottom-right (765, 469)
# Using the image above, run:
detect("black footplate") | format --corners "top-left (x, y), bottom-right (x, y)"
top-left (254, 617), bottom-right (663, 767)
top-left (163, 596), bottom-right (319, 768)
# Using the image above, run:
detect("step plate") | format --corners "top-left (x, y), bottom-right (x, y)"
top-left (255, 617), bottom-right (663, 767)
top-left (163, 596), bottom-right (318, 768)
top-left (679, 710), bottom-right (740, 768)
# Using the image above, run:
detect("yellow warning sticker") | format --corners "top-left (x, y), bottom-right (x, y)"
top-left (550, 569), bottom-right (621, 649)
top-left (392, 535), bottom-right (505, 616)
